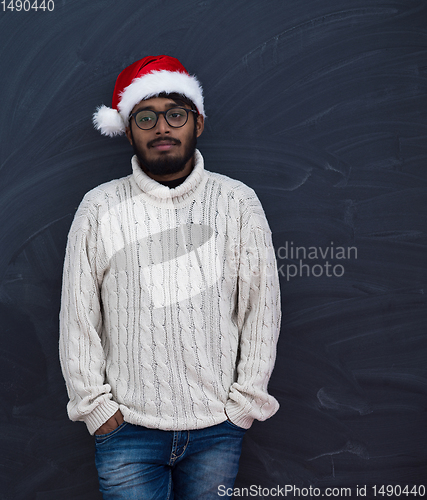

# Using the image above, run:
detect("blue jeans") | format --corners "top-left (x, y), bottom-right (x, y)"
top-left (94, 420), bottom-right (246, 499)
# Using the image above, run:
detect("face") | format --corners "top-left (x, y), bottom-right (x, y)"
top-left (125, 96), bottom-right (204, 181)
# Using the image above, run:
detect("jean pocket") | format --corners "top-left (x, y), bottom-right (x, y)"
top-left (224, 419), bottom-right (247, 432)
top-left (94, 421), bottom-right (128, 444)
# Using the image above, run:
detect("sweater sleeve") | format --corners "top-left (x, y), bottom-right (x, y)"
top-left (225, 193), bottom-right (281, 429)
top-left (59, 194), bottom-right (119, 435)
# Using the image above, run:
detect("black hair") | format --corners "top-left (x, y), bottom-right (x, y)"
top-left (157, 92), bottom-right (198, 113)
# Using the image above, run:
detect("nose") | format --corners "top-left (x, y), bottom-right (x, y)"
top-left (155, 112), bottom-right (171, 134)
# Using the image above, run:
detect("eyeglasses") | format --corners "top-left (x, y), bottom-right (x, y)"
top-left (130, 107), bottom-right (197, 130)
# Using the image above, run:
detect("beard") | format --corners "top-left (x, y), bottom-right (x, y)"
top-left (131, 129), bottom-right (197, 177)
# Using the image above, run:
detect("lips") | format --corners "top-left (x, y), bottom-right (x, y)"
top-left (149, 138), bottom-right (180, 151)
top-left (154, 143), bottom-right (175, 151)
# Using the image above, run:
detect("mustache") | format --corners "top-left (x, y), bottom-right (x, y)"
top-left (147, 137), bottom-right (181, 148)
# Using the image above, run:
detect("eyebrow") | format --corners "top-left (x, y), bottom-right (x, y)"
top-left (135, 101), bottom-right (182, 112)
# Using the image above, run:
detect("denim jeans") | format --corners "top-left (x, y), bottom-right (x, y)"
top-left (94, 420), bottom-right (246, 500)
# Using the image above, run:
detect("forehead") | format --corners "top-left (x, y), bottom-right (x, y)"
top-left (131, 96), bottom-right (179, 114)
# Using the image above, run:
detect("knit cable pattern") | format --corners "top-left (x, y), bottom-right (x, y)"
top-left (59, 151), bottom-right (281, 434)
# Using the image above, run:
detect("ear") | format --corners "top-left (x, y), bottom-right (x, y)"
top-left (125, 126), bottom-right (133, 145)
top-left (195, 114), bottom-right (204, 138)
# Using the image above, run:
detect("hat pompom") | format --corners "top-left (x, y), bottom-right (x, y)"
top-left (92, 105), bottom-right (126, 137)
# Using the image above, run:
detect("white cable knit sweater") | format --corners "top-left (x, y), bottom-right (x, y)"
top-left (59, 150), bottom-right (281, 435)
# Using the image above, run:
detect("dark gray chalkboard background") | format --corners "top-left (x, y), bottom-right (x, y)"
top-left (0, 1), bottom-right (426, 498)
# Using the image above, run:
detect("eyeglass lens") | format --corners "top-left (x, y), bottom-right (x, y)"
top-left (135, 108), bottom-right (189, 130)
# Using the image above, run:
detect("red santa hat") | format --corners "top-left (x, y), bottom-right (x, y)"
top-left (93, 55), bottom-right (205, 137)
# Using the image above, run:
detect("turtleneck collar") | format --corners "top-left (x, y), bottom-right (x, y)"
top-left (131, 149), bottom-right (206, 206)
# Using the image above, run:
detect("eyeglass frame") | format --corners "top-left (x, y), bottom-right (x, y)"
top-left (129, 106), bottom-right (198, 131)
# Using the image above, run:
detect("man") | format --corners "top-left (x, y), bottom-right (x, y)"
top-left (59, 55), bottom-right (281, 500)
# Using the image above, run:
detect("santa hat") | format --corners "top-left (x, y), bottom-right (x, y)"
top-left (93, 55), bottom-right (205, 137)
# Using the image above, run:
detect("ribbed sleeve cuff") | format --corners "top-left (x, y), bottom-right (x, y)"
top-left (225, 400), bottom-right (255, 430)
top-left (84, 400), bottom-right (120, 435)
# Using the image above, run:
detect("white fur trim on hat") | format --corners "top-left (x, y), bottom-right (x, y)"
top-left (118, 70), bottom-right (205, 124)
